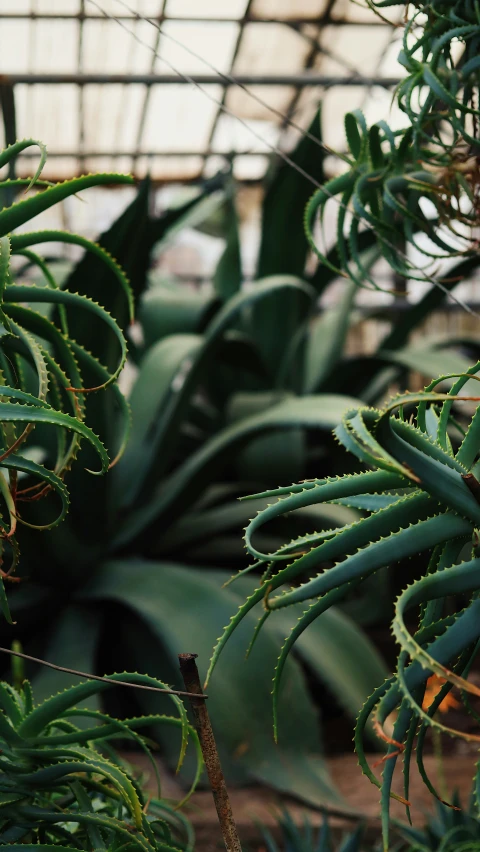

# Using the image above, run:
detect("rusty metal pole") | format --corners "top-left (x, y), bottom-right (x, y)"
top-left (178, 653), bottom-right (242, 852)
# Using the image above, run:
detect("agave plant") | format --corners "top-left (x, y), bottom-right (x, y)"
top-left (0, 127), bottom-right (390, 809)
top-left (398, 792), bottom-right (480, 852)
top-left (0, 660), bottom-right (201, 850)
top-left (259, 809), bottom-right (367, 852)
top-left (258, 797), bottom-right (480, 852)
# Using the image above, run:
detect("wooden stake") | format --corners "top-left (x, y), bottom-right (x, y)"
top-left (178, 653), bottom-right (242, 852)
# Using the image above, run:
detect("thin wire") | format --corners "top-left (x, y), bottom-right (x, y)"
top-left (86, 0), bottom-right (480, 320)
top-left (0, 646), bottom-right (208, 700)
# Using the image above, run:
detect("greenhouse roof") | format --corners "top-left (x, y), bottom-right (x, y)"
top-left (0, 0), bottom-right (406, 182)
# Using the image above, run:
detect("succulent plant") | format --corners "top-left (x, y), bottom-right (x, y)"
top-left (0, 659), bottom-right (201, 851)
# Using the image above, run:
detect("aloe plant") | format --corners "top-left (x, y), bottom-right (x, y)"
top-left (0, 140), bottom-right (143, 618)
top-left (209, 0), bottom-right (480, 844)
top-left (305, 0), bottom-right (480, 288)
top-left (0, 660), bottom-right (200, 850)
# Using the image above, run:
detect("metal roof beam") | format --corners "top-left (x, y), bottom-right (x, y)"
top-left (0, 73), bottom-right (400, 87)
top-left (0, 14), bottom-right (388, 25)
top-left (16, 150), bottom-right (278, 157)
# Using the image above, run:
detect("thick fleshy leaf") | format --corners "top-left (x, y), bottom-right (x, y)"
top-left (227, 391), bottom-right (306, 485)
top-left (30, 605), bottom-right (102, 713)
top-left (213, 189), bottom-right (242, 301)
top-left (138, 287), bottom-right (219, 349)
top-left (253, 110), bottom-right (325, 378)
top-left (83, 559), bottom-right (350, 811)
top-left (114, 392), bottom-right (362, 547)
top-left (304, 279), bottom-right (358, 393)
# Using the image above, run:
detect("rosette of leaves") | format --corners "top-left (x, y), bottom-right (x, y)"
top-left (0, 139), bottom-right (140, 620)
top-left (304, 109), bottom-right (480, 289)
top-left (305, 0), bottom-right (480, 287)
top-left (259, 797), bottom-right (480, 852)
top-left (259, 809), bottom-right (367, 852)
top-left (208, 362), bottom-right (480, 849)
top-left (0, 126), bottom-right (390, 811)
top-left (0, 665), bottom-right (201, 851)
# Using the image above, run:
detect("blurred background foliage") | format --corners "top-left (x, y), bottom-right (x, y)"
top-left (4, 108), bottom-right (480, 809)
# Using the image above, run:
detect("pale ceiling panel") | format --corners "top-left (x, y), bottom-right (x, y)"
top-left (16, 85), bottom-right (79, 152)
top-left (110, 155), bottom-right (136, 174)
top-left (84, 155), bottom-right (119, 173)
top-left (0, 21), bottom-right (31, 73)
top-left (233, 154), bottom-right (269, 180)
top-left (211, 114), bottom-right (280, 154)
top-left (82, 19), bottom-right (157, 72)
top-left (0, 0), bottom-right (407, 186)
top-left (141, 85), bottom-right (222, 152)
top-left (332, 0), bottom-right (403, 23)
top-left (85, 0), bottom-right (165, 13)
top-left (318, 25), bottom-right (393, 77)
top-left (155, 22), bottom-right (239, 75)
top-left (83, 84), bottom-right (145, 152)
top-left (251, 0), bottom-right (329, 19)
top-left (234, 23), bottom-right (310, 74)
top-left (0, 0), bottom-right (31, 11)
top-left (30, 21), bottom-right (78, 73)
top-left (165, 0), bottom-right (249, 19)
top-left (135, 154), bottom-right (203, 180)
top-left (16, 156), bottom-right (79, 180)
top-left (226, 85), bottom-right (295, 121)
top-left (34, 0), bottom-right (81, 12)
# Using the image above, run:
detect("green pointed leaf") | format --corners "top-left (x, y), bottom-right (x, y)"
top-left (84, 559), bottom-right (351, 811)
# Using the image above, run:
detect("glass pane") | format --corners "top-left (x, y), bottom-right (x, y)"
top-left (16, 85), bottom-right (80, 152)
top-left (145, 155), bottom-right (203, 179)
top-left (34, 0), bottom-right (81, 12)
top-left (332, 0), bottom-right (403, 24)
top-left (226, 85), bottom-right (295, 121)
top-left (165, 0), bottom-right (248, 19)
top-left (30, 21), bottom-right (78, 73)
top-left (155, 22), bottom-right (239, 75)
top-left (83, 84), bottom-right (146, 152)
top-left (0, 21), bottom-right (30, 73)
top-left (318, 25), bottom-right (394, 77)
top-left (141, 85), bottom-right (222, 152)
top-left (211, 114), bottom-right (280, 154)
top-left (251, 0), bottom-right (329, 19)
top-left (16, 156), bottom-right (79, 180)
top-left (82, 19), bottom-right (157, 72)
top-left (234, 23), bottom-right (310, 74)
top-left (233, 154), bottom-right (269, 180)
top-left (0, 1), bottom-right (31, 12)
